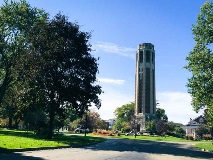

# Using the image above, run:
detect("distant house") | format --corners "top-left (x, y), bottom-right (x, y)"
top-left (181, 115), bottom-right (206, 139)
top-left (104, 119), bottom-right (115, 129)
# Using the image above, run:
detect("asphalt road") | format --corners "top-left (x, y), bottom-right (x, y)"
top-left (0, 138), bottom-right (212, 160)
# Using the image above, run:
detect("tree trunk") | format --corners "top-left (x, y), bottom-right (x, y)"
top-left (8, 116), bottom-right (12, 129)
top-left (47, 109), bottom-right (55, 139)
top-left (14, 119), bottom-right (20, 129)
top-left (0, 69), bottom-right (11, 104)
top-left (85, 112), bottom-right (87, 137)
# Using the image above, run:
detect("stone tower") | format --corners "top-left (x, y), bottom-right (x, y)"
top-left (135, 43), bottom-right (156, 131)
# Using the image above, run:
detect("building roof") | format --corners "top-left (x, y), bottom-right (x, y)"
top-left (187, 115), bottom-right (206, 126)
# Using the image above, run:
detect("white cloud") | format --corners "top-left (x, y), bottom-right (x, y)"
top-left (95, 90), bottom-right (134, 120)
top-left (95, 90), bottom-right (204, 125)
top-left (98, 78), bottom-right (125, 85)
top-left (157, 91), bottom-right (204, 124)
top-left (93, 42), bottom-right (135, 59)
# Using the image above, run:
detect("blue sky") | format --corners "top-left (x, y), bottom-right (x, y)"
top-left (2, 0), bottom-right (209, 124)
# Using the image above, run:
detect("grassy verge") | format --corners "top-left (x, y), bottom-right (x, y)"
top-left (91, 133), bottom-right (195, 142)
top-left (0, 129), bottom-right (105, 152)
top-left (119, 135), bottom-right (194, 142)
top-left (194, 142), bottom-right (213, 152)
top-left (89, 133), bottom-right (213, 152)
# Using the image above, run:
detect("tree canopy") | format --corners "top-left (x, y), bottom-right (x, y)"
top-left (185, 1), bottom-right (213, 125)
top-left (156, 108), bottom-right (168, 122)
top-left (0, 0), bottom-right (47, 103)
top-left (113, 102), bottom-right (134, 132)
top-left (0, 0), bottom-right (102, 138)
top-left (27, 13), bottom-right (102, 138)
top-left (71, 110), bottom-right (108, 131)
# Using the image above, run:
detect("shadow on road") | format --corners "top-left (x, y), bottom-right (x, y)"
top-left (86, 138), bottom-right (213, 159)
top-left (0, 152), bottom-right (45, 160)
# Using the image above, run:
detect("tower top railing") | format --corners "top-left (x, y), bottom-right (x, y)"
top-left (138, 43), bottom-right (154, 50)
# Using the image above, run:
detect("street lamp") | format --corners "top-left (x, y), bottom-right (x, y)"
top-left (84, 104), bottom-right (91, 137)
top-left (84, 110), bottom-right (88, 137)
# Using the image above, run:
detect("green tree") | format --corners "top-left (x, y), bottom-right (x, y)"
top-left (205, 107), bottom-right (213, 128)
top-left (23, 109), bottom-right (48, 134)
top-left (28, 14), bottom-right (102, 138)
top-left (185, 1), bottom-right (213, 126)
top-left (156, 108), bottom-right (168, 122)
top-left (0, 0), bottom-right (47, 103)
top-left (113, 118), bottom-right (131, 132)
top-left (145, 120), bottom-right (156, 134)
top-left (0, 87), bottom-right (22, 129)
top-left (113, 102), bottom-right (134, 132)
top-left (195, 125), bottom-right (209, 139)
top-left (114, 102), bottom-right (134, 122)
top-left (167, 122), bottom-right (185, 138)
top-left (71, 110), bottom-right (107, 131)
top-left (87, 111), bottom-right (107, 131)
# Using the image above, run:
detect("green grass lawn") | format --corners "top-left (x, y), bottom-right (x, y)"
top-left (89, 133), bottom-right (192, 142)
top-left (194, 142), bottom-right (213, 152)
top-left (119, 135), bottom-right (194, 142)
top-left (91, 133), bottom-right (213, 152)
top-left (90, 133), bottom-right (196, 142)
top-left (0, 129), bottom-right (105, 152)
top-left (126, 135), bottom-right (213, 152)
top-left (120, 135), bottom-right (213, 152)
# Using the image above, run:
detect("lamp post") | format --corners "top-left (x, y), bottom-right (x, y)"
top-left (84, 110), bottom-right (88, 137)
top-left (134, 120), bottom-right (137, 138)
top-left (84, 104), bottom-right (91, 137)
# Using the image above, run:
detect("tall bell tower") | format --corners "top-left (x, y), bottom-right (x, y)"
top-left (135, 43), bottom-right (156, 131)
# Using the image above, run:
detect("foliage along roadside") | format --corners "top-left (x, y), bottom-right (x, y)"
top-left (194, 143), bottom-right (213, 152)
top-left (0, 129), bottom-right (105, 152)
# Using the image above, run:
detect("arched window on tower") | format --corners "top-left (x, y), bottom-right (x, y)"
top-left (152, 52), bottom-right (155, 63)
top-left (146, 51), bottom-right (150, 62)
top-left (139, 51), bottom-right (143, 63)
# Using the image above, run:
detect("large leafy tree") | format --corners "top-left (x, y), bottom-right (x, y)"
top-left (0, 0), bottom-right (47, 104)
top-left (145, 120), bottom-right (156, 134)
top-left (113, 102), bottom-right (134, 132)
top-left (71, 110), bottom-right (107, 131)
top-left (0, 86), bottom-right (22, 129)
top-left (155, 108), bottom-right (168, 122)
top-left (167, 122), bottom-right (185, 138)
top-left (185, 1), bottom-right (213, 125)
top-left (29, 13), bottom-right (102, 138)
top-left (145, 108), bottom-right (168, 134)
top-left (114, 102), bottom-right (134, 122)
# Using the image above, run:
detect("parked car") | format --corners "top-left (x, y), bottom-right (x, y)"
top-left (74, 128), bottom-right (89, 133)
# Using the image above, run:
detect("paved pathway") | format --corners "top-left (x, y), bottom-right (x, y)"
top-left (0, 138), bottom-right (212, 160)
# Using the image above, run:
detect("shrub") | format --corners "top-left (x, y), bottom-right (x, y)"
top-left (189, 135), bottom-right (194, 140)
top-left (101, 130), bottom-right (108, 134)
top-left (108, 132), bottom-right (114, 136)
top-left (185, 135), bottom-right (194, 140)
top-left (97, 129), bottom-right (102, 134)
top-left (195, 126), bottom-right (209, 138)
top-left (121, 127), bottom-right (131, 133)
top-left (203, 134), bottom-right (212, 140)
